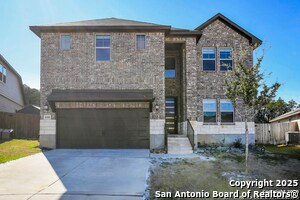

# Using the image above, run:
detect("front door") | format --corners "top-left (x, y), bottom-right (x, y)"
top-left (165, 97), bottom-right (177, 134)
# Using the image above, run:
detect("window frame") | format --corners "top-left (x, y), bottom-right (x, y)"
top-left (60, 34), bottom-right (71, 50)
top-left (202, 47), bottom-right (216, 71)
top-left (3, 67), bottom-right (6, 83)
top-left (219, 47), bottom-right (233, 71)
top-left (95, 35), bottom-right (111, 61)
top-left (220, 99), bottom-right (234, 124)
top-left (203, 99), bottom-right (217, 124)
top-left (0, 64), bottom-right (6, 83)
top-left (136, 34), bottom-right (146, 50)
top-left (0, 64), bottom-right (2, 82)
top-left (165, 56), bottom-right (177, 79)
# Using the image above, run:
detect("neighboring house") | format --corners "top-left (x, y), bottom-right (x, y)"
top-left (270, 107), bottom-right (300, 125)
top-left (270, 108), bottom-right (300, 144)
top-left (0, 54), bottom-right (25, 113)
top-left (17, 104), bottom-right (40, 115)
top-left (30, 13), bottom-right (261, 150)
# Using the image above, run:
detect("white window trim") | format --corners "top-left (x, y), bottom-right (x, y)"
top-left (0, 64), bottom-right (6, 83)
top-left (136, 34), bottom-right (146, 50)
top-left (220, 99), bottom-right (234, 123)
top-left (219, 47), bottom-right (233, 71)
top-left (202, 47), bottom-right (216, 71)
top-left (203, 99), bottom-right (217, 123)
top-left (60, 34), bottom-right (71, 50)
top-left (95, 34), bottom-right (111, 61)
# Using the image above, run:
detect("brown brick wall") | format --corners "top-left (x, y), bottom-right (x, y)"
top-left (197, 19), bottom-right (254, 122)
top-left (40, 32), bottom-right (165, 119)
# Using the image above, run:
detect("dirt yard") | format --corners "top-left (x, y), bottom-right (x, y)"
top-left (148, 151), bottom-right (300, 200)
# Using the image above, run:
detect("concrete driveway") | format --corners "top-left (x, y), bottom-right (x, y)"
top-left (0, 149), bottom-right (150, 200)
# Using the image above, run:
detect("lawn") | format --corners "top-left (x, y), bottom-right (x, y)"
top-left (259, 144), bottom-right (300, 156)
top-left (0, 139), bottom-right (41, 164)
top-left (149, 152), bottom-right (300, 199)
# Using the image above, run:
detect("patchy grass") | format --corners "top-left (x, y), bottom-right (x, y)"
top-left (258, 144), bottom-right (300, 157)
top-left (221, 153), bottom-right (245, 163)
top-left (149, 152), bottom-right (300, 199)
top-left (0, 139), bottom-right (41, 164)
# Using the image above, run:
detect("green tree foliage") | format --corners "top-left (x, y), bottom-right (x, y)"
top-left (23, 84), bottom-right (40, 107)
top-left (255, 98), bottom-right (298, 123)
top-left (225, 50), bottom-right (280, 171)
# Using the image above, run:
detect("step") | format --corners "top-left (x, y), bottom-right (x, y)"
top-left (168, 145), bottom-right (193, 150)
top-left (167, 136), bottom-right (193, 154)
top-left (168, 144), bottom-right (192, 148)
top-left (168, 149), bottom-right (193, 154)
top-left (168, 137), bottom-right (188, 141)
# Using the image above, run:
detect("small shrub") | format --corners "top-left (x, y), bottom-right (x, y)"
top-left (233, 138), bottom-right (242, 149)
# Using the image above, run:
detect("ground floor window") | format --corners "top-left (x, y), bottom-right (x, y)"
top-left (220, 99), bottom-right (234, 123)
top-left (203, 99), bottom-right (217, 123)
top-left (202, 99), bottom-right (234, 123)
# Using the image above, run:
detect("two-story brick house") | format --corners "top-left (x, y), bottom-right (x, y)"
top-left (30, 13), bottom-right (261, 152)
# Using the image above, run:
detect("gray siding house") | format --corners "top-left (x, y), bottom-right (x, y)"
top-left (31, 13), bottom-right (261, 152)
top-left (0, 55), bottom-right (25, 113)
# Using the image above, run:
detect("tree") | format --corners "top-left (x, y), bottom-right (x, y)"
top-left (225, 49), bottom-right (280, 172)
top-left (255, 98), bottom-right (298, 123)
top-left (23, 84), bottom-right (40, 107)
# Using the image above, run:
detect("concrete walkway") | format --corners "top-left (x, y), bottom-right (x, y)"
top-left (0, 149), bottom-right (150, 200)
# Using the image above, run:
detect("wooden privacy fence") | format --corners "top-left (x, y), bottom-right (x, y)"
top-left (255, 122), bottom-right (298, 144)
top-left (0, 111), bottom-right (40, 139)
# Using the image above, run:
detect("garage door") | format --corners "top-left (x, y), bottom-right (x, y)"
top-left (56, 108), bottom-right (149, 148)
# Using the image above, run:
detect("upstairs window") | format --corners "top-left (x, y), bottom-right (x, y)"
top-left (220, 99), bottom-right (234, 123)
top-left (96, 35), bottom-right (111, 61)
top-left (165, 57), bottom-right (176, 78)
top-left (203, 99), bottom-right (217, 123)
top-left (136, 35), bottom-right (146, 49)
top-left (60, 35), bottom-right (71, 49)
top-left (202, 47), bottom-right (216, 71)
top-left (220, 48), bottom-right (233, 71)
top-left (0, 64), bottom-right (6, 83)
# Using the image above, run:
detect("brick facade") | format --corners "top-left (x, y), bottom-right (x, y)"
top-left (197, 19), bottom-right (254, 123)
top-left (36, 15), bottom-right (260, 148)
top-left (40, 32), bottom-right (165, 119)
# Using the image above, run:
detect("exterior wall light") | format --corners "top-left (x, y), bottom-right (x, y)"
top-left (155, 104), bottom-right (159, 111)
top-left (44, 103), bottom-right (49, 111)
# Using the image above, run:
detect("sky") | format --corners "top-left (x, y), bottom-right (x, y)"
top-left (0, 0), bottom-right (299, 103)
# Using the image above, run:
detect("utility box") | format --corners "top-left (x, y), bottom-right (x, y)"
top-left (0, 129), bottom-right (14, 140)
top-left (288, 132), bottom-right (300, 144)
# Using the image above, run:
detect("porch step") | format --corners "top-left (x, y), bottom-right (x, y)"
top-left (167, 136), bottom-right (193, 154)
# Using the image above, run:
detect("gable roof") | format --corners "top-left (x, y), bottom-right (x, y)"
top-left (30, 18), bottom-right (171, 37)
top-left (195, 13), bottom-right (262, 46)
top-left (0, 54), bottom-right (26, 105)
top-left (17, 104), bottom-right (40, 115)
top-left (30, 14), bottom-right (261, 45)
top-left (270, 107), bottom-right (300, 123)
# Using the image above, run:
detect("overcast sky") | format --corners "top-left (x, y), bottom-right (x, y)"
top-left (0, 0), bottom-right (299, 103)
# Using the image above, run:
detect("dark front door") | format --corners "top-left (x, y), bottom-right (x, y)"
top-left (56, 108), bottom-right (149, 148)
top-left (165, 97), bottom-right (178, 134)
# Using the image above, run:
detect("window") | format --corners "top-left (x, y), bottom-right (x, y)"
top-left (165, 57), bottom-right (176, 78)
top-left (202, 47), bottom-right (216, 71)
top-left (220, 48), bottom-right (232, 71)
top-left (203, 99), bottom-right (217, 123)
top-left (220, 99), bottom-right (234, 123)
top-left (0, 64), bottom-right (6, 83)
top-left (136, 35), bottom-right (146, 49)
top-left (60, 35), bottom-right (71, 49)
top-left (3, 67), bottom-right (6, 83)
top-left (96, 35), bottom-right (111, 61)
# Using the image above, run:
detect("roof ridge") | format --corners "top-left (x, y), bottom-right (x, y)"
top-left (46, 17), bottom-right (170, 27)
